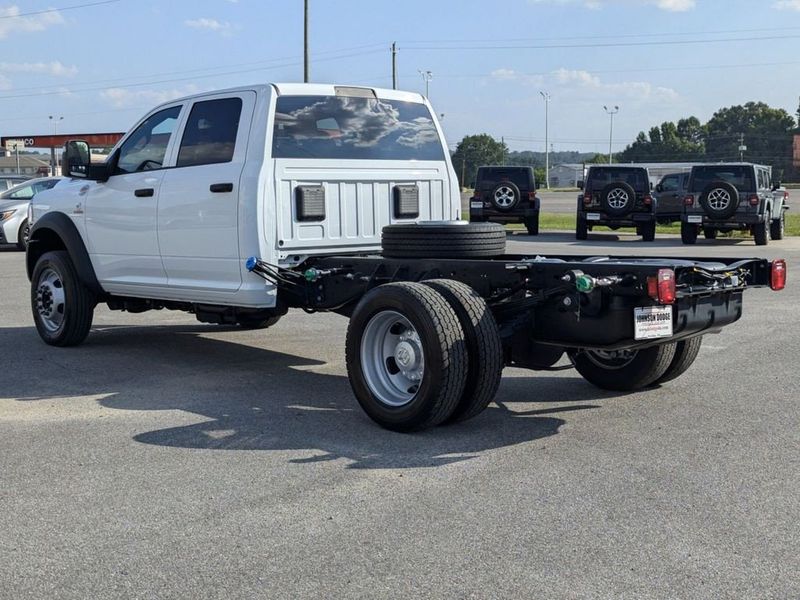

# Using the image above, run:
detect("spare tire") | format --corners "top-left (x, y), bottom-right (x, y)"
top-left (491, 181), bottom-right (520, 211)
top-left (600, 181), bottom-right (636, 217)
top-left (382, 221), bottom-right (506, 259)
top-left (699, 181), bottom-right (738, 219)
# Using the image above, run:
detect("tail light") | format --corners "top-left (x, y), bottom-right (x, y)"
top-left (583, 193), bottom-right (592, 206)
top-left (770, 259), bottom-right (786, 291)
top-left (783, 191), bottom-right (789, 200)
top-left (748, 194), bottom-right (759, 206)
top-left (684, 195), bottom-right (694, 206)
top-left (643, 194), bottom-right (653, 206)
top-left (646, 269), bottom-right (676, 304)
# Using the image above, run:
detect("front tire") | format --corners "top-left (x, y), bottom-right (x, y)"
top-left (345, 282), bottom-right (468, 432)
top-left (770, 211), bottom-right (784, 241)
top-left (31, 251), bottom-right (95, 347)
top-left (641, 221), bottom-right (656, 242)
top-left (571, 343), bottom-right (676, 391)
top-left (523, 214), bottom-right (539, 236)
top-left (703, 227), bottom-right (717, 240)
top-left (754, 211), bottom-right (770, 246)
top-left (237, 315), bottom-right (282, 330)
top-left (576, 218), bottom-right (588, 240)
top-left (16, 219), bottom-right (30, 251)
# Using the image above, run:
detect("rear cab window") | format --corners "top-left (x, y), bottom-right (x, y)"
top-left (689, 165), bottom-right (755, 194)
top-left (272, 95), bottom-right (444, 161)
top-left (177, 97), bottom-right (243, 168)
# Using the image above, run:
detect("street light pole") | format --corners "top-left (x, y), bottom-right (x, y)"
top-left (603, 105), bottom-right (619, 164)
top-left (49, 115), bottom-right (64, 176)
top-left (303, 0), bottom-right (310, 83)
top-left (540, 91), bottom-right (551, 189)
top-left (417, 69), bottom-right (432, 98)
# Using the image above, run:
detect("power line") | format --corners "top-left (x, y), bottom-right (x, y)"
top-left (0, 0), bottom-right (122, 19)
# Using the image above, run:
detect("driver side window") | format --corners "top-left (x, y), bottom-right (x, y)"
top-left (116, 105), bottom-right (182, 174)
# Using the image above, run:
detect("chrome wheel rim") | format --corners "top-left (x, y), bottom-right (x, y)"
top-left (707, 188), bottom-right (730, 211)
top-left (35, 267), bottom-right (66, 333)
top-left (494, 186), bottom-right (516, 208)
top-left (607, 188), bottom-right (629, 210)
top-left (360, 310), bottom-right (424, 407)
top-left (21, 223), bottom-right (30, 245)
top-left (585, 349), bottom-right (637, 370)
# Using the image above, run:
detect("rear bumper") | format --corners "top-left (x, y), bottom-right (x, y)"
top-left (533, 291), bottom-right (743, 350)
top-left (470, 204), bottom-right (539, 222)
top-left (682, 212), bottom-right (766, 226)
top-left (579, 210), bottom-right (655, 227)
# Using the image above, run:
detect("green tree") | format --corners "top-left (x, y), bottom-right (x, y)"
top-left (451, 134), bottom-right (508, 188)
top-left (586, 153), bottom-right (612, 164)
top-left (618, 118), bottom-right (705, 162)
top-left (705, 102), bottom-right (795, 173)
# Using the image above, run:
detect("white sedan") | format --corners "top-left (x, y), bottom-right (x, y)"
top-left (0, 177), bottom-right (64, 250)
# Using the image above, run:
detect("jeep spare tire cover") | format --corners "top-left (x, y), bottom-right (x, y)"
top-left (600, 181), bottom-right (636, 217)
top-left (699, 180), bottom-right (739, 219)
top-left (382, 221), bottom-right (506, 259)
top-left (490, 181), bottom-right (520, 211)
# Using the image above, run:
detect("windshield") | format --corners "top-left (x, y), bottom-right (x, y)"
top-left (272, 95), bottom-right (445, 161)
top-left (0, 178), bottom-right (58, 200)
top-left (689, 166), bottom-right (755, 193)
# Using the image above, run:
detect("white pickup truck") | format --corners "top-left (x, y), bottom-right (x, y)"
top-left (26, 83), bottom-right (785, 431)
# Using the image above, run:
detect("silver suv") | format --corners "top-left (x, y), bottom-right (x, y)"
top-left (681, 163), bottom-right (787, 246)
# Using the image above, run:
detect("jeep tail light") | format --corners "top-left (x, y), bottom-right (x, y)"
top-left (748, 194), bottom-right (759, 206)
top-left (646, 269), bottom-right (676, 304)
top-left (770, 259), bottom-right (786, 291)
top-left (783, 191), bottom-right (789, 200)
top-left (583, 193), bottom-right (592, 205)
top-left (643, 194), bottom-right (653, 205)
top-left (684, 195), bottom-right (694, 206)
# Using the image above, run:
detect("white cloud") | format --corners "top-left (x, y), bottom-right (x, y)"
top-left (0, 61), bottom-right (77, 77)
top-left (0, 5), bottom-right (66, 39)
top-left (773, 0), bottom-right (800, 10)
top-left (489, 68), bottom-right (545, 86)
top-left (529, 0), bottom-right (695, 10)
top-left (184, 17), bottom-right (234, 35)
top-left (100, 85), bottom-right (201, 108)
top-left (0, 74), bottom-right (11, 91)
top-left (553, 68), bottom-right (679, 100)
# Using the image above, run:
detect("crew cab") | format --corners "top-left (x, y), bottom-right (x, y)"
top-left (681, 162), bottom-right (788, 245)
top-left (25, 84), bottom-right (786, 432)
top-left (577, 165), bottom-right (657, 241)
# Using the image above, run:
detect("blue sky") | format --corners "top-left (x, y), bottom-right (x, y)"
top-left (1, 0), bottom-right (799, 155)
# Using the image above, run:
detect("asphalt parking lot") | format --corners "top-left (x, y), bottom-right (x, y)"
top-left (1, 233), bottom-right (798, 599)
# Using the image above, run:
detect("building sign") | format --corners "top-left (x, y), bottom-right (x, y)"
top-left (0, 133), bottom-right (125, 149)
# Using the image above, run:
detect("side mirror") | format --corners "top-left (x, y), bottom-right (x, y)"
top-left (655, 183), bottom-right (663, 193)
top-left (577, 180), bottom-right (584, 190)
top-left (63, 140), bottom-right (90, 178)
top-left (650, 181), bottom-right (654, 191)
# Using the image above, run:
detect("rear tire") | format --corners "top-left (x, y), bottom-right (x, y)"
top-left (770, 210), bottom-right (784, 241)
top-left (345, 282), bottom-right (468, 432)
top-left (754, 211), bottom-right (770, 246)
top-left (422, 279), bottom-right (503, 424)
top-left (641, 221), bottom-right (656, 242)
top-left (31, 250), bottom-right (95, 347)
top-left (703, 227), bottom-right (717, 240)
top-left (571, 343), bottom-right (677, 391)
top-left (681, 222), bottom-right (698, 245)
top-left (523, 214), bottom-right (539, 236)
top-left (653, 336), bottom-right (702, 385)
top-left (576, 218), bottom-right (588, 240)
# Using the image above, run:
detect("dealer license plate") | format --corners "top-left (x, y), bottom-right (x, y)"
top-left (687, 215), bottom-right (702, 223)
top-left (586, 213), bottom-right (601, 221)
top-left (470, 201), bottom-right (483, 209)
top-left (634, 306), bottom-right (673, 340)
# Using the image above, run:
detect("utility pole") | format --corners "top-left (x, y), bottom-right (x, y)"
top-left (540, 91), bottom-right (551, 189)
top-left (391, 42), bottom-right (397, 90)
top-left (303, 0), bottom-right (310, 83)
top-left (738, 132), bottom-right (746, 161)
top-left (501, 136), bottom-right (506, 165)
top-left (603, 105), bottom-right (619, 164)
top-left (418, 69), bottom-right (432, 98)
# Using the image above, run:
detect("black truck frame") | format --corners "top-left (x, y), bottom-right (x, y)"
top-left (245, 250), bottom-right (784, 431)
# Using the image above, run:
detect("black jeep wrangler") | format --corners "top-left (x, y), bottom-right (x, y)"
top-left (681, 163), bottom-right (788, 246)
top-left (576, 165), bottom-right (656, 241)
top-left (469, 166), bottom-right (540, 235)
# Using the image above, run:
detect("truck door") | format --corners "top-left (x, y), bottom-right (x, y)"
top-left (157, 92), bottom-right (256, 292)
top-left (85, 104), bottom-right (183, 289)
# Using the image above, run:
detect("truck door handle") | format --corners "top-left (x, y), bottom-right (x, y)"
top-left (134, 188), bottom-right (154, 197)
top-left (210, 183), bottom-right (233, 193)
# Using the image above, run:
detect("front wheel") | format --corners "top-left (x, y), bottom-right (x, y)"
top-left (31, 251), bottom-right (95, 347)
top-left (570, 343), bottom-right (677, 391)
top-left (345, 282), bottom-right (468, 432)
top-left (770, 211), bottom-right (785, 240)
top-left (754, 211), bottom-right (770, 246)
top-left (16, 219), bottom-right (30, 251)
top-left (703, 227), bottom-right (717, 240)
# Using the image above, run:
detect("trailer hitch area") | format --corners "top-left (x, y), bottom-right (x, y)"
top-left (561, 269), bottom-right (622, 294)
